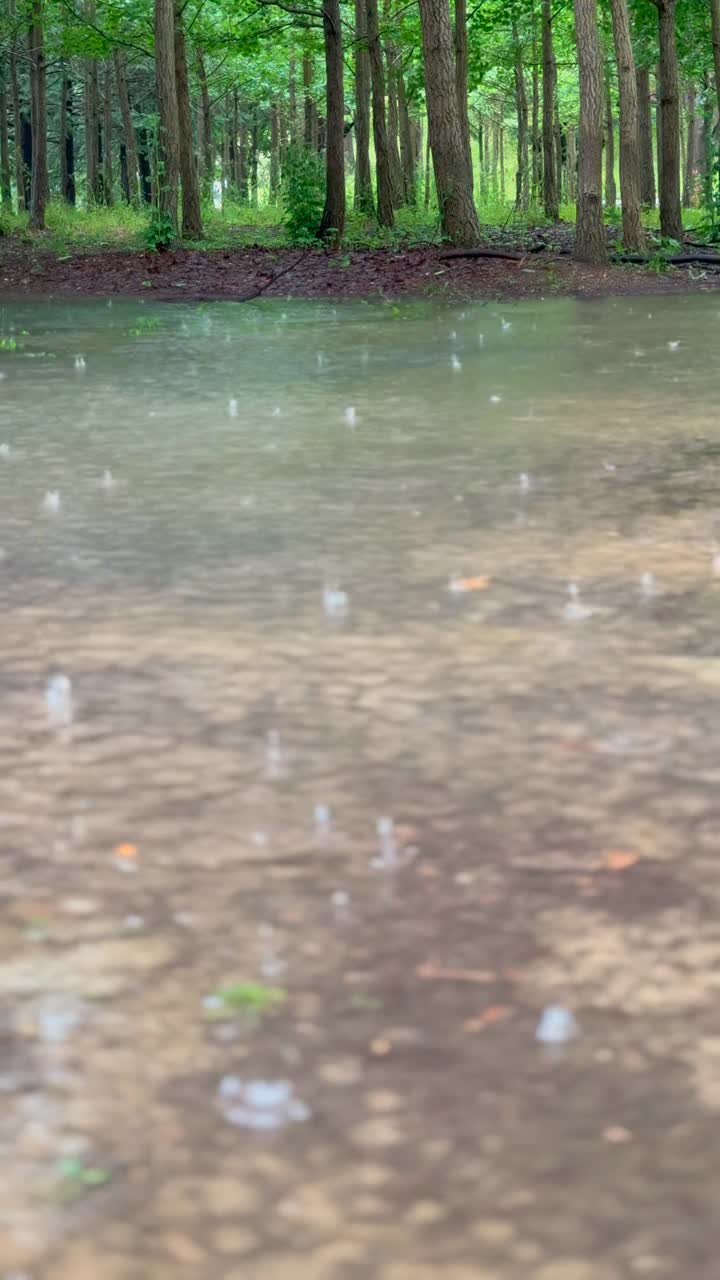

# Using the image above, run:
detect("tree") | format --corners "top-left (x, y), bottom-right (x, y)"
top-left (353, 0), bottom-right (374, 211)
top-left (28, 0), bottom-right (47, 229)
top-left (454, 0), bottom-right (474, 192)
top-left (636, 65), bottom-right (656, 207)
top-left (651, 0), bottom-right (682, 239)
top-left (573, 0), bottom-right (606, 261)
top-left (113, 50), bottom-right (139, 206)
top-left (418, 0), bottom-right (480, 245)
top-left (366, 0), bottom-right (394, 225)
top-left (541, 0), bottom-right (559, 218)
top-left (318, 0), bottom-right (345, 239)
top-left (608, 0), bottom-right (645, 249)
top-left (154, 0), bottom-right (180, 234)
top-left (174, 0), bottom-right (202, 238)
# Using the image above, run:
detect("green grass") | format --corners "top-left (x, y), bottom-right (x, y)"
top-left (1, 192), bottom-right (714, 256)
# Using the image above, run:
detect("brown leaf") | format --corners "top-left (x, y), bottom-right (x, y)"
top-left (463, 1005), bottom-right (513, 1033)
top-left (604, 850), bottom-right (639, 871)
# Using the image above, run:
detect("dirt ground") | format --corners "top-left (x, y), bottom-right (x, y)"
top-left (2, 234), bottom-right (720, 303)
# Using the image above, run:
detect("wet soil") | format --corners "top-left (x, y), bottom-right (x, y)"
top-left (2, 229), bottom-right (720, 303)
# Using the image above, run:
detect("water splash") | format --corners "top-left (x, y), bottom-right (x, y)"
top-left (640, 571), bottom-right (657, 598)
top-left (228, 398), bottom-right (239, 418)
top-left (323, 585), bottom-right (349, 618)
top-left (489, 394), bottom-right (501, 404)
top-left (42, 490), bottom-right (61, 513)
top-left (519, 472), bottom-right (530, 494)
top-left (314, 803), bottom-right (331, 841)
top-left (667, 341), bottom-right (679, 351)
top-left (563, 582), bottom-right (593, 622)
top-left (74, 355), bottom-right (86, 371)
top-left (451, 354), bottom-right (462, 372)
top-left (501, 318), bottom-right (512, 333)
top-left (372, 816), bottom-right (397, 869)
top-left (46, 675), bottom-right (73, 727)
top-left (344, 406), bottom-right (358, 427)
top-left (0, 443), bottom-right (10, 458)
top-left (218, 1076), bottom-right (310, 1130)
top-left (101, 469), bottom-right (116, 489)
top-left (266, 730), bottom-right (283, 779)
top-left (535, 1005), bottom-right (579, 1045)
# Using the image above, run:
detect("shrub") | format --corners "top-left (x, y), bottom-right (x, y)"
top-left (282, 145), bottom-right (324, 245)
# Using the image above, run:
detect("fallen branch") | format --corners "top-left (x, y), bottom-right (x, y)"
top-left (611, 252), bottom-right (720, 266)
top-left (439, 246), bottom-right (538, 261)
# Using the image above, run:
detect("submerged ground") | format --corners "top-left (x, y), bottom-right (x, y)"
top-left (2, 295), bottom-right (720, 1278)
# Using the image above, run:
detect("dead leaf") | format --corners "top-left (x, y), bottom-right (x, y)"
top-left (602, 1125), bottom-right (633, 1144)
top-left (416, 963), bottom-right (495, 984)
top-left (114, 842), bottom-right (138, 860)
top-left (463, 1005), bottom-right (513, 1033)
top-left (604, 850), bottom-right (639, 871)
top-left (450, 575), bottom-right (491, 593)
top-left (370, 1038), bottom-right (391, 1056)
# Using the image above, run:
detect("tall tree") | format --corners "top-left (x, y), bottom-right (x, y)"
top-left (84, 4), bottom-right (101, 204)
top-left (604, 72), bottom-right (616, 209)
top-left (59, 69), bottom-right (76, 204)
top-left (683, 81), bottom-right (696, 206)
top-left (103, 61), bottom-right (113, 204)
top-left (318, 0), bottom-right (345, 239)
top-left (541, 0), bottom-right (559, 219)
top-left (28, 0), bottom-right (47, 230)
top-left (635, 64), bottom-right (656, 207)
top-left (572, 0), bottom-right (606, 261)
top-left (154, 0), bottom-right (180, 234)
top-left (608, 0), bottom-right (644, 249)
top-left (711, 0), bottom-right (720, 124)
top-left (512, 21), bottom-right (529, 209)
top-left (366, 0), bottom-right (394, 225)
top-left (651, 0), bottom-right (682, 239)
top-left (113, 50), bottom-right (139, 206)
top-left (195, 48), bottom-right (213, 196)
top-left (174, 0), bottom-right (201, 237)
top-left (353, 0), bottom-right (374, 211)
top-left (454, 0), bottom-right (474, 192)
top-left (0, 75), bottom-right (11, 209)
top-left (418, 0), bottom-right (480, 244)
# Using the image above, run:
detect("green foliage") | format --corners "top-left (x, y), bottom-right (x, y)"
top-left (694, 145), bottom-right (720, 242)
top-left (282, 145), bottom-right (324, 245)
top-left (144, 211), bottom-right (176, 252)
top-left (206, 981), bottom-right (287, 1016)
top-left (55, 1156), bottom-right (110, 1196)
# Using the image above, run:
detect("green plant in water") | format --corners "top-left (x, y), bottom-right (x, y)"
top-left (127, 315), bottom-right (161, 337)
top-left (0, 337), bottom-right (18, 351)
top-left (282, 145), bottom-right (324, 246)
top-left (206, 981), bottom-right (287, 1016)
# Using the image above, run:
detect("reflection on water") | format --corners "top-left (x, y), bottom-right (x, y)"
top-left (2, 296), bottom-right (720, 1278)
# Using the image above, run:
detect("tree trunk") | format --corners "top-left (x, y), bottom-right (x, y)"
top-left (174, 0), bottom-right (201, 238)
top-left (554, 102), bottom-right (563, 199)
top-left (103, 60), bottom-right (113, 204)
top-left (154, 0), bottom-right (180, 233)
top-left (137, 125), bottom-right (152, 203)
top-left (195, 48), bottom-right (213, 196)
top-left (289, 49), bottom-right (299, 142)
top-left (303, 52), bottom-right (314, 147)
top-left (573, 0), bottom-right (606, 261)
top-left (270, 102), bottom-right (280, 202)
top-left (28, 0), bottom-right (47, 230)
top-left (701, 72), bottom-right (714, 209)
top-left (683, 81), bottom-right (696, 206)
top-left (9, 0), bottom-right (26, 210)
top-left (396, 55), bottom-right (416, 203)
top-left (353, 0), bottom-right (374, 211)
top-left (654, 0), bottom-right (681, 239)
top-left (531, 14), bottom-right (540, 201)
top-left (384, 36), bottom-right (404, 206)
top-left (566, 123), bottom-right (576, 199)
top-left (344, 127), bottom-right (355, 172)
top-left (454, 0), bottom-right (473, 192)
top-left (478, 112), bottom-right (488, 198)
top-left (424, 124), bottom-right (431, 207)
top-left (113, 50), bottom-right (139, 206)
top-left (119, 142), bottom-right (129, 200)
top-left (512, 24), bottom-right (529, 210)
top-left (232, 89), bottom-right (240, 191)
top-left (635, 64), bottom-right (656, 206)
top-left (604, 72), bottom-right (616, 208)
top-left (84, 5), bottom-right (101, 205)
top-left (366, 0), bottom-right (394, 226)
top-left (238, 124), bottom-right (249, 201)
top-left (59, 69), bottom-right (76, 204)
top-left (499, 121), bottom-right (505, 198)
top-left (608, 0), bottom-right (644, 250)
top-left (491, 110), bottom-right (499, 191)
top-left (541, 0), bottom-right (558, 219)
top-left (318, 0), bottom-right (346, 240)
top-left (711, 0), bottom-right (720, 126)
top-left (418, 0), bottom-right (480, 244)
top-left (250, 105), bottom-right (258, 204)
top-left (0, 83), bottom-right (10, 209)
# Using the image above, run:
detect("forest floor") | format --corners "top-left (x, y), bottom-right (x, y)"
top-left (2, 221), bottom-right (720, 302)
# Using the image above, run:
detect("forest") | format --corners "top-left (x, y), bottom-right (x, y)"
top-left (0, 0), bottom-right (719, 265)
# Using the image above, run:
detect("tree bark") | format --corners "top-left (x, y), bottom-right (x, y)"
top-left (604, 72), bottom-right (616, 209)
top-left (119, 142), bottom-right (129, 200)
top-left (573, 0), bottom-right (606, 261)
top-left (396, 54), bottom-right (416, 203)
top-left (174, 0), bottom-right (201, 238)
top-left (113, 50), bottom-right (139, 206)
top-left (683, 81), bottom-right (696, 206)
top-left (654, 0), bottom-right (682, 239)
top-left (711, 0), bottom-right (720, 126)
top-left (454, 0), bottom-right (474, 193)
top-left (367, 0), bottom-right (394, 225)
top-left (635, 64), bottom-right (656, 207)
top-left (9, 3), bottom-right (26, 210)
top-left (608, 0), bottom-right (644, 250)
top-left (270, 102), bottom-right (280, 202)
top-left (318, 0), bottom-right (346, 240)
top-left (137, 125), bottom-right (152, 202)
top-left (353, 0), bottom-right (374, 210)
top-left (701, 72), bottom-right (714, 209)
top-left (154, 0), bottom-right (180, 233)
top-left (232, 89), bottom-right (240, 191)
top-left (289, 48), bottom-right (299, 142)
top-left (28, 0), bottom-right (47, 229)
top-left (103, 60), bottom-right (113, 204)
top-left (512, 23), bottom-right (529, 210)
top-left (541, 0), bottom-right (558, 219)
top-left (303, 52), bottom-right (314, 147)
top-left (554, 101), bottom-right (563, 199)
top-left (238, 123), bottom-right (249, 201)
top-left (424, 123), bottom-right (431, 207)
top-left (418, 0), bottom-right (480, 244)
top-left (195, 48), bottom-right (213, 196)
top-left (84, 4), bottom-right (101, 205)
top-left (250, 105), bottom-right (258, 203)
top-left (384, 34), bottom-right (404, 206)
top-left (59, 69), bottom-right (76, 204)
top-left (531, 13), bottom-right (540, 201)
top-left (566, 122), bottom-right (576, 199)
top-left (0, 82), bottom-right (10, 209)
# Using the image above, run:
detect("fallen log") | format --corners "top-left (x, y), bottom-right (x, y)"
top-left (611, 252), bottom-right (720, 266)
top-left (439, 246), bottom-right (542, 261)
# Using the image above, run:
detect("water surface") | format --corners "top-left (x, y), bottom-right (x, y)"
top-left (2, 296), bottom-right (720, 1279)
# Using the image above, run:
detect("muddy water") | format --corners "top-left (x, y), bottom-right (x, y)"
top-left (2, 295), bottom-right (720, 1279)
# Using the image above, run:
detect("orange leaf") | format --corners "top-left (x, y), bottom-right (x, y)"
top-left (450, 575), bottom-right (491, 593)
top-left (114, 842), bottom-right (138, 860)
top-left (463, 1005), bottom-right (513, 1033)
top-left (604, 850), bottom-right (639, 871)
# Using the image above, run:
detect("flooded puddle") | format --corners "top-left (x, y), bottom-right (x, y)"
top-left (2, 295), bottom-right (720, 1278)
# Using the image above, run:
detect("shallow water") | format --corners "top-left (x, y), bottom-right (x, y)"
top-left (2, 295), bottom-right (720, 1279)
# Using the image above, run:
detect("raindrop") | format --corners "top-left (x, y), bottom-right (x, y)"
top-left (478, 334), bottom-right (485, 347)
top-left (449, 330), bottom-right (457, 341)
top-left (563, 582), bottom-right (593, 623)
top-left (332, 890), bottom-right (350, 922)
top-left (317, 352), bottom-right (326, 369)
top-left (272, 406), bottom-right (282, 417)
top-left (602, 461), bottom-right (616, 473)
top-left (46, 675), bottom-right (73, 727)
top-left (266, 730), bottom-right (283, 779)
top-left (667, 341), bottom-right (679, 351)
top-left (74, 355), bottom-right (86, 370)
top-left (228, 398), bottom-right (239, 418)
top-left (43, 490), bottom-right (61, 513)
top-left (640, 571), bottom-right (657, 598)
top-left (519, 472), bottom-right (530, 494)
top-left (101, 469), bottom-right (116, 489)
top-left (323, 585), bottom-right (349, 618)
top-left (451, 354), bottom-right (462, 372)
top-left (489, 394), bottom-right (501, 404)
top-left (501, 318), bottom-right (512, 333)
top-left (344, 406), bottom-right (358, 427)
top-left (218, 1076), bottom-right (310, 1130)
top-left (314, 804), bottom-right (331, 840)
top-left (372, 817), bottom-right (397, 869)
top-left (535, 1005), bottom-right (579, 1045)
top-left (633, 349), bottom-right (645, 359)
top-left (251, 830), bottom-right (269, 847)
top-left (0, 443), bottom-right (10, 458)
